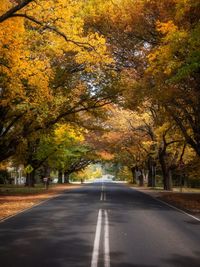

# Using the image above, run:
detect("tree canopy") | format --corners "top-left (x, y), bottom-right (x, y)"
top-left (1, 0), bottom-right (200, 189)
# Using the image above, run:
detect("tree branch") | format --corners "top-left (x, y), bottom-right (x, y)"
top-left (8, 13), bottom-right (95, 50)
top-left (0, 0), bottom-right (33, 23)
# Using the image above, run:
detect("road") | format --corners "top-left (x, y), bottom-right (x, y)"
top-left (0, 182), bottom-right (200, 267)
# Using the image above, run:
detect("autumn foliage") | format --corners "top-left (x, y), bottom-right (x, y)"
top-left (0, 0), bottom-right (200, 190)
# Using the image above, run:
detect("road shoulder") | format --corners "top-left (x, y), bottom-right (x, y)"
top-left (129, 186), bottom-right (200, 220)
top-left (0, 184), bottom-right (82, 222)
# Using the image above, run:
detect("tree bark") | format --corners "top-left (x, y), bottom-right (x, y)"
top-left (147, 157), bottom-right (156, 187)
top-left (159, 151), bottom-right (172, 191)
top-left (43, 165), bottom-right (51, 177)
top-left (138, 174), bottom-right (144, 186)
top-left (64, 171), bottom-right (70, 183)
top-left (58, 170), bottom-right (63, 183)
top-left (25, 170), bottom-right (35, 187)
top-left (130, 167), bottom-right (135, 184)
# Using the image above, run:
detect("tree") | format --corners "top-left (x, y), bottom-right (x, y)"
top-left (0, 0), bottom-right (117, 163)
top-left (147, 10), bottom-right (200, 155)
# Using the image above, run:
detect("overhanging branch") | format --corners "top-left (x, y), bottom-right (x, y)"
top-left (0, 0), bottom-right (33, 23)
top-left (10, 13), bottom-right (94, 50)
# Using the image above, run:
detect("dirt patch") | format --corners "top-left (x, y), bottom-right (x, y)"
top-left (0, 184), bottom-right (81, 221)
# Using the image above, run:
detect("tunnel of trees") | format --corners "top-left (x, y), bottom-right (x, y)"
top-left (0, 0), bottom-right (200, 190)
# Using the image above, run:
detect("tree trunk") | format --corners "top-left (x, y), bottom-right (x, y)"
top-left (43, 165), bottom-right (51, 177)
top-left (138, 171), bottom-right (144, 186)
top-left (142, 169), bottom-right (149, 184)
top-left (25, 170), bottom-right (35, 187)
top-left (159, 151), bottom-right (172, 191)
top-left (162, 169), bottom-right (172, 191)
top-left (147, 157), bottom-right (156, 187)
top-left (64, 171), bottom-right (70, 183)
top-left (130, 167), bottom-right (135, 184)
top-left (138, 174), bottom-right (144, 186)
top-left (58, 170), bottom-right (63, 183)
top-left (152, 165), bottom-right (156, 187)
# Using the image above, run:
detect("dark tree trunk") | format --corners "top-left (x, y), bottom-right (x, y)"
top-left (25, 170), bottom-right (35, 187)
top-left (138, 170), bottom-right (144, 186)
top-left (64, 171), bottom-right (70, 183)
top-left (138, 174), bottom-right (144, 186)
top-left (162, 169), bottom-right (172, 191)
top-left (43, 165), bottom-right (51, 177)
top-left (147, 157), bottom-right (156, 187)
top-left (130, 167), bottom-right (135, 184)
top-left (58, 170), bottom-right (63, 183)
top-left (159, 151), bottom-right (172, 191)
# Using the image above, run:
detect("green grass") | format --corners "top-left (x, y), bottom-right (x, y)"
top-left (0, 183), bottom-right (44, 188)
top-left (0, 188), bottom-right (45, 195)
top-left (0, 183), bottom-right (55, 195)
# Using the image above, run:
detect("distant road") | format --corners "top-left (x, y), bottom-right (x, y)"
top-left (0, 182), bottom-right (200, 267)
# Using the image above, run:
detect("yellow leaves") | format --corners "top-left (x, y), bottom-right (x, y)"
top-left (75, 32), bottom-right (113, 70)
top-left (157, 21), bottom-right (188, 45)
top-left (54, 124), bottom-right (84, 146)
top-left (1, 0), bottom-right (113, 88)
top-left (0, 11), bottom-right (28, 105)
top-left (0, 0), bottom-right (12, 15)
top-left (23, 0), bottom-right (113, 69)
top-left (175, 0), bottom-right (192, 19)
top-left (0, 7), bottom-right (53, 109)
top-left (84, 0), bottom-right (143, 34)
top-left (155, 122), bottom-right (170, 136)
top-left (141, 140), bottom-right (154, 150)
top-left (73, 165), bottom-right (102, 181)
top-left (147, 19), bottom-right (188, 79)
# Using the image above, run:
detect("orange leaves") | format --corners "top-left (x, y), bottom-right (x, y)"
top-left (147, 18), bottom-right (188, 78)
top-left (96, 151), bottom-right (114, 160)
top-left (156, 20), bottom-right (177, 35)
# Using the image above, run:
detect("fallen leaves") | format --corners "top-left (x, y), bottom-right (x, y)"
top-left (0, 184), bottom-right (80, 220)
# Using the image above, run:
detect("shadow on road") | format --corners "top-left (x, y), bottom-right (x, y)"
top-left (0, 186), bottom-right (100, 267)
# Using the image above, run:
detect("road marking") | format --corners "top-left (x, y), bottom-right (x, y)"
top-left (131, 188), bottom-right (200, 222)
top-left (104, 210), bottom-right (110, 267)
top-left (100, 191), bottom-right (107, 201)
top-left (91, 209), bottom-right (102, 267)
top-left (91, 209), bottom-right (111, 267)
top-left (101, 182), bottom-right (104, 190)
top-left (100, 182), bottom-right (106, 201)
top-left (155, 198), bottom-right (200, 222)
top-left (100, 192), bottom-right (107, 201)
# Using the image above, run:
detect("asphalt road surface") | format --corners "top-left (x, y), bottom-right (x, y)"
top-left (0, 182), bottom-right (200, 267)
